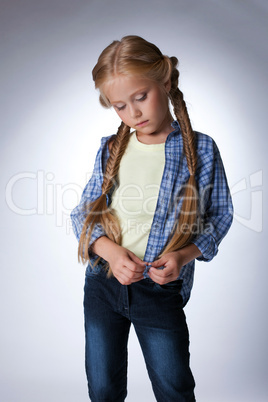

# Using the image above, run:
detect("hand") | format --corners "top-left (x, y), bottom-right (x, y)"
top-left (147, 244), bottom-right (202, 285)
top-left (107, 244), bottom-right (145, 285)
top-left (92, 236), bottom-right (145, 285)
top-left (147, 251), bottom-right (183, 285)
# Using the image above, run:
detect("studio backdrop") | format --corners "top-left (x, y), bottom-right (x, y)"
top-left (1, 1), bottom-right (267, 401)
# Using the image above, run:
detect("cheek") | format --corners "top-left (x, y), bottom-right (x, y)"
top-left (150, 93), bottom-right (167, 114)
top-left (158, 95), bottom-right (169, 113)
top-left (114, 108), bottom-right (124, 119)
top-left (116, 110), bottom-right (130, 125)
top-left (146, 98), bottom-right (158, 114)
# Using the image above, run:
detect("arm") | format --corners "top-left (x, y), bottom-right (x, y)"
top-left (149, 138), bottom-right (233, 284)
top-left (70, 138), bottom-right (108, 256)
top-left (71, 137), bottom-right (145, 281)
top-left (192, 141), bottom-right (233, 262)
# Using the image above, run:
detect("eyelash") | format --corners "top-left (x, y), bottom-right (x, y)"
top-left (116, 93), bottom-right (147, 111)
top-left (117, 105), bottom-right (126, 111)
top-left (137, 93), bottom-right (147, 102)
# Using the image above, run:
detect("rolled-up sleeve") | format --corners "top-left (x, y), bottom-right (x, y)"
top-left (192, 140), bottom-right (233, 262)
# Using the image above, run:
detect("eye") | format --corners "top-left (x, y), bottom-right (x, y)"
top-left (136, 93), bottom-right (147, 102)
top-left (115, 105), bottom-right (126, 111)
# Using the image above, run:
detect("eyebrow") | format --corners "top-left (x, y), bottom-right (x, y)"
top-left (110, 87), bottom-right (149, 104)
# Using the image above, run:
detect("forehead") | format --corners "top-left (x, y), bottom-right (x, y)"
top-left (102, 75), bottom-right (156, 103)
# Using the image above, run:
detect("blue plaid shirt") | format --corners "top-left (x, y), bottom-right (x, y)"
top-left (71, 121), bottom-right (233, 303)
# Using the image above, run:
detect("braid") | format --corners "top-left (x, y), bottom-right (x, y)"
top-left (158, 58), bottom-right (199, 257)
top-left (170, 87), bottom-right (197, 175)
top-left (167, 56), bottom-right (197, 176)
top-left (102, 121), bottom-right (130, 195)
top-left (78, 121), bottom-right (131, 274)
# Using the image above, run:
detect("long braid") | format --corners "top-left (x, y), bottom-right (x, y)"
top-left (78, 121), bottom-right (131, 274)
top-left (159, 58), bottom-right (199, 257)
top-left (102, 121), bottom-right (130, 195)
top-left (170, 88), bottom-right (197, 175)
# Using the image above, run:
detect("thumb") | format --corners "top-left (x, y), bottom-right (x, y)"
top-left (150, 257), bottom-right (166, 268)
top-left (128, 251), bottom-right (146, 267)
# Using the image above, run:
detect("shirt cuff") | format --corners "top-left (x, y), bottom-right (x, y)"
top-left (88, 224), bottom-right (107, 258)
top-left (192, 234), bottom-right (218, 262)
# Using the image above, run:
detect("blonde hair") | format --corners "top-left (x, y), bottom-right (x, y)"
top-left (78, 35), bottom-right (198, 273)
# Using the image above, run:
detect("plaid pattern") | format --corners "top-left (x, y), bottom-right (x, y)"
top-left (71, 121), bottom-right (233, 303)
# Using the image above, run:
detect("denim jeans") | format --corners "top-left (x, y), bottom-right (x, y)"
top-left (84, 266), bottom-right (195, 402)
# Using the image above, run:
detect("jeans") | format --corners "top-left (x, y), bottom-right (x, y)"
top-left (84, 266), bottom-right (195, 402)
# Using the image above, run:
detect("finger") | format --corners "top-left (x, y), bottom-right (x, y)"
top-left (125, 264), bottom-right (145, 275)
top-left (148, 269), bottom-right (173, 284)
top-left (129, 252), bottom-right (146, 267)
top-left (150, 275), bottom-right (174, 285)
top-left (133, 255), bottom-right (145, 265)
top-left (124, 260), bottom-right (145, 273)
top-left (117, 270), bottom-right (143, 285)
top-left (125, 269), bottom-right (144, 280)
top-left (115, 272), bottom-right (132, 285)
top-left (130, 276), bottom-right (144, 283)
top-left (150, 257), bottom-right (166, 268)
top-left (149, 266), bottom-right (173, 278)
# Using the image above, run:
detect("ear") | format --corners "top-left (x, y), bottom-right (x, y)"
top-left (164, 78), bottom-right (171, 93)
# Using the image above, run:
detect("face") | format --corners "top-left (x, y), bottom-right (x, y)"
top-left (102, 75), bottom-right (173, 143)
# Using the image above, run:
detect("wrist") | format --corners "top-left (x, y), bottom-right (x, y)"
top-left (91, 236), bottom-right (119, 262)
top-left (174, 243), bottom-right (202, 266)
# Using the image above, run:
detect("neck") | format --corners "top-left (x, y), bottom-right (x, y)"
top-left (136, 113), bottom-right (174, 145)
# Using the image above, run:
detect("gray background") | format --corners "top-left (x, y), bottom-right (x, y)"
top-left (1, 0), bottom-right (267, 401)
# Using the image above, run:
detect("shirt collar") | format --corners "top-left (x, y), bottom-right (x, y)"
top-left (171, 120), bottom-right (180, 130)
top-left (166, 120), bottom-right (181, 142)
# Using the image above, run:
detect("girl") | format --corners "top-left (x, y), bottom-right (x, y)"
top-left (71, 35), bottom-right (233, 402)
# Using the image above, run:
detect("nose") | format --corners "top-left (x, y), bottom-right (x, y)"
top-left (129, 104), bottom-right (142, 118)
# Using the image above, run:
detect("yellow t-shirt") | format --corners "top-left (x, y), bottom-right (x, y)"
top-left (110, 131), bottom-right (166, 260)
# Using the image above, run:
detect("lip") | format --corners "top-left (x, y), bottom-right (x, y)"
top-left (136, 120), bottom-right (148, 127)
